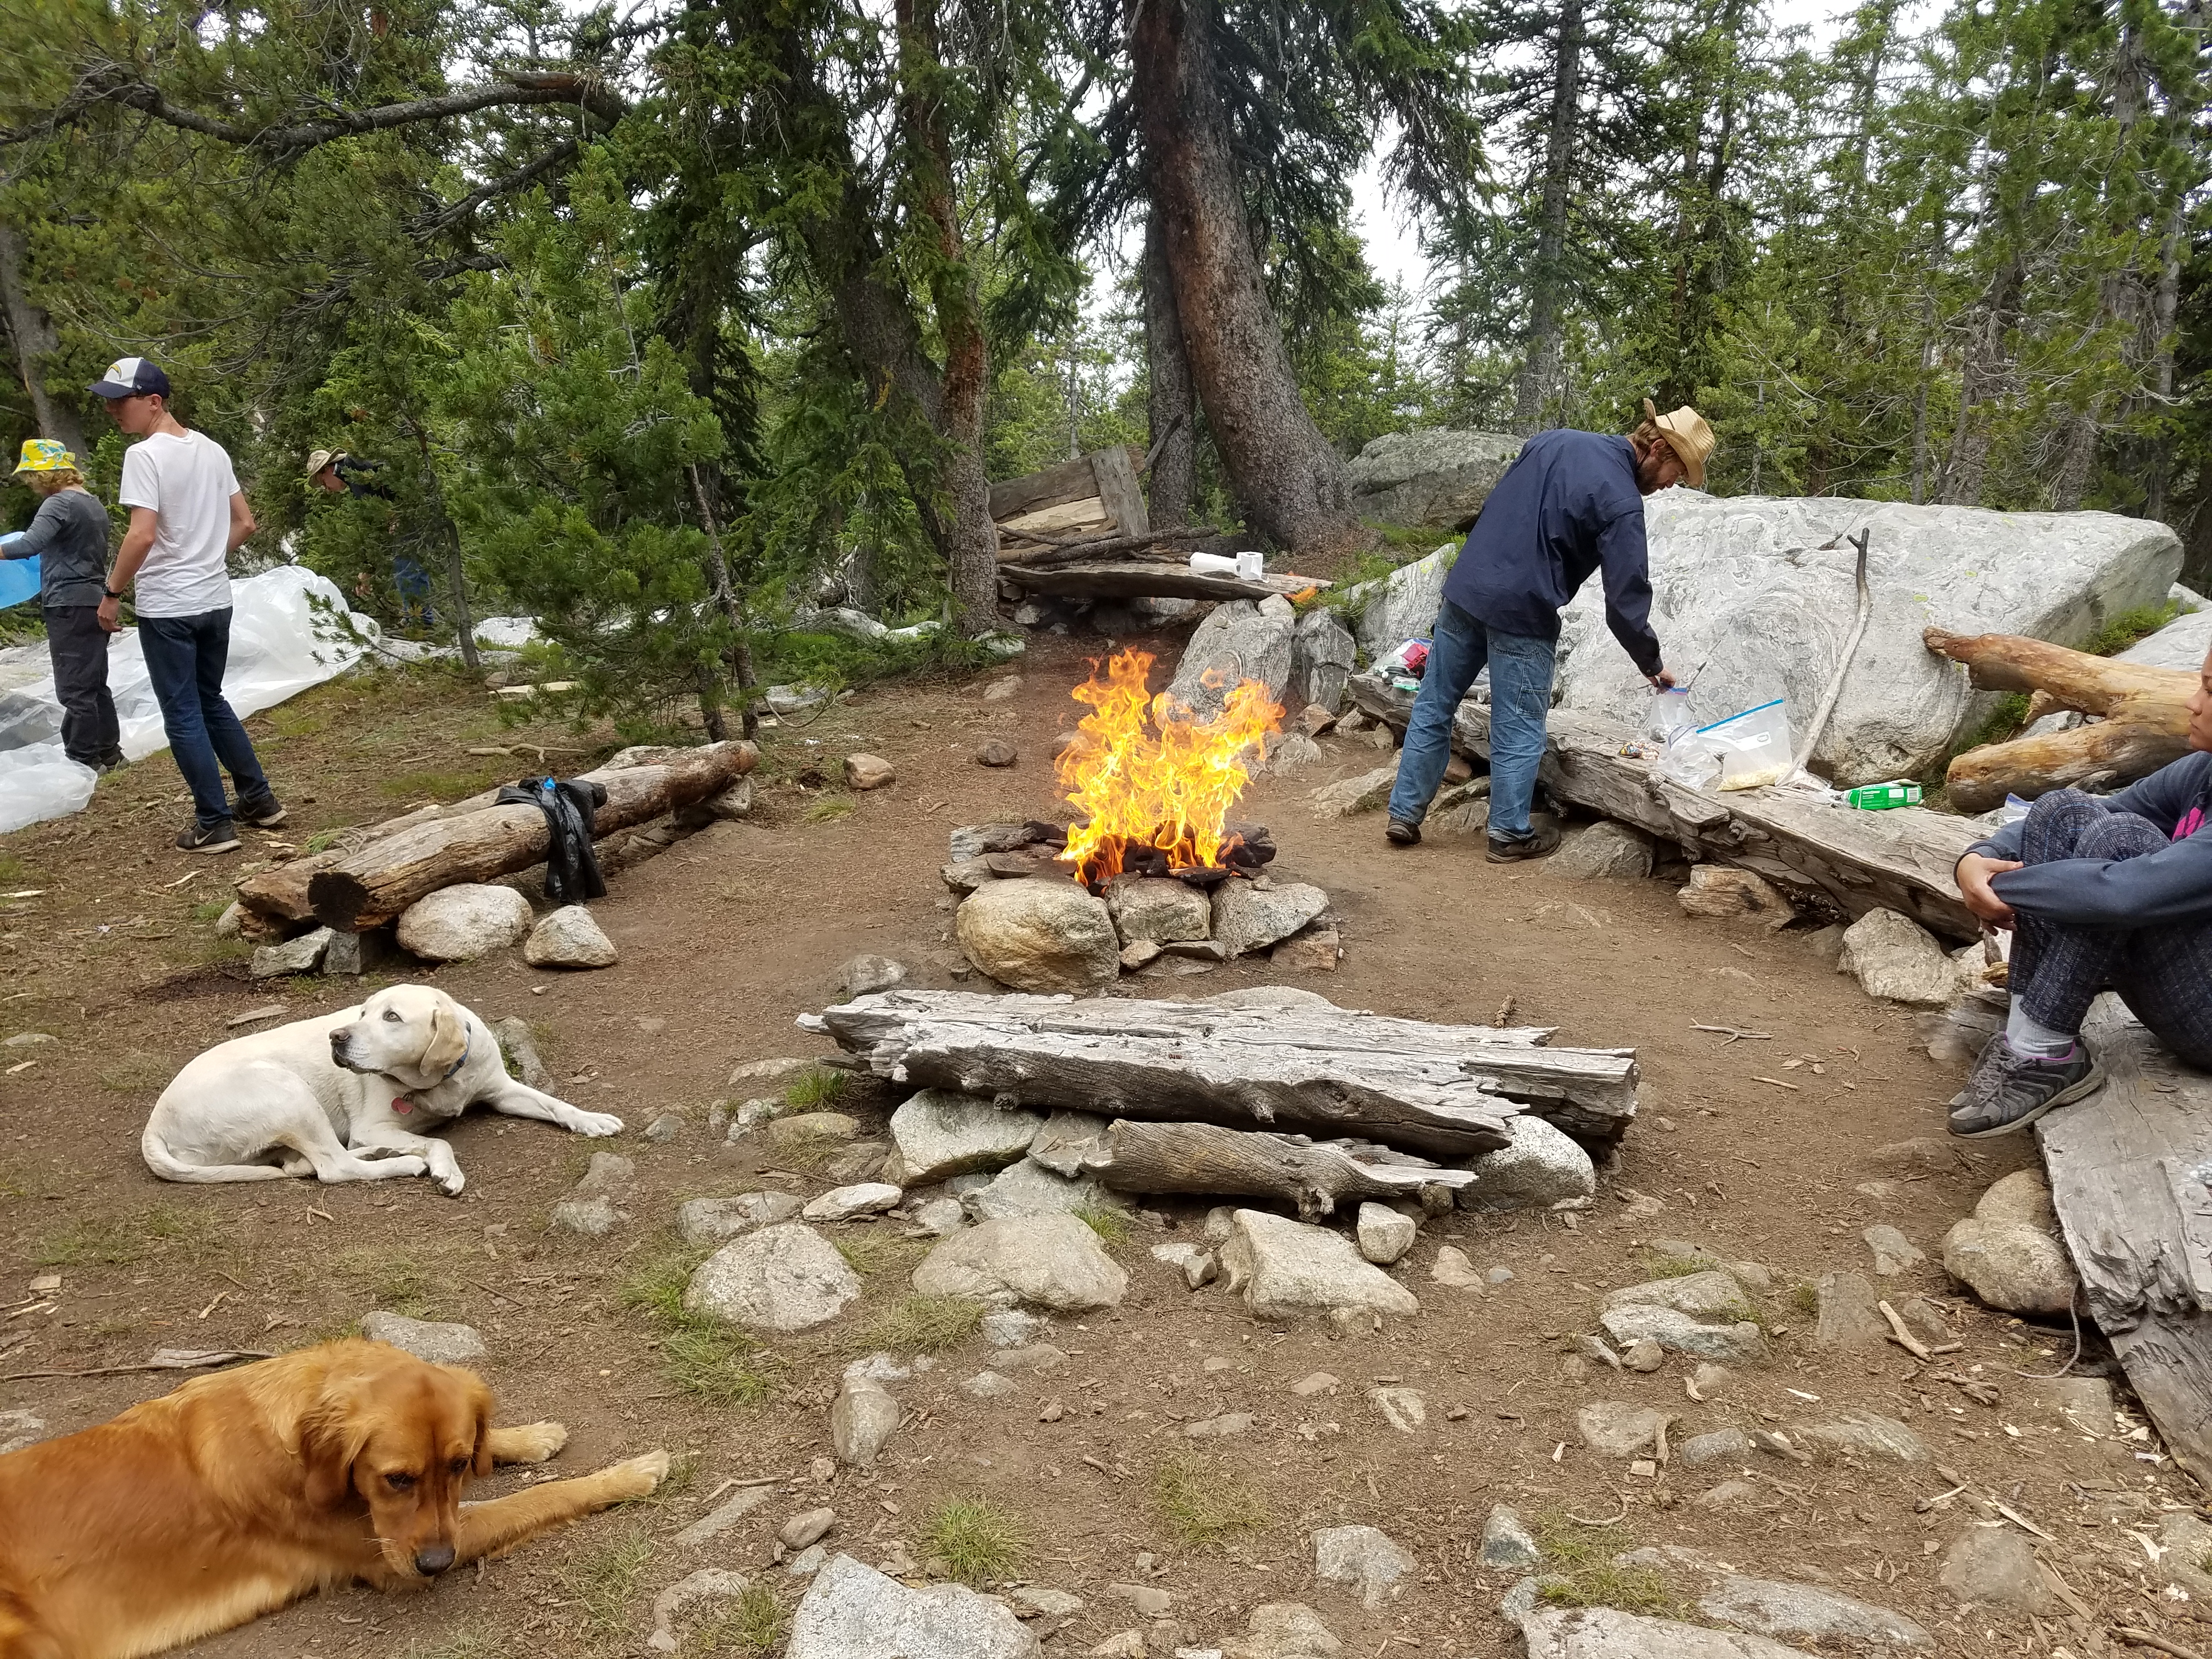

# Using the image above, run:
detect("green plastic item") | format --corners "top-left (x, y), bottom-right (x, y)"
top-left (1846, 781), bottom-right (1922, 810)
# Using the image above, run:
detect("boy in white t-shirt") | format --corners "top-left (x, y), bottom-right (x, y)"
top-left (89, 357), bottom-right (284, 853)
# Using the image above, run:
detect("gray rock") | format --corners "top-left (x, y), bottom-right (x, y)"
top-left (964, 1156), bottom-right (1114, 1222)
top-left (1026, 1110), bottom-right (1109, 1178)
top-left (1694, 1480), bottom-right (1760, 1514)
top-left (1517, 1604), bottom-right (1817, 1657)
top-left (1166, 600), bottom-right (1296, 718)
top-left (1260, 730), bottom-right (1326, 776)
top-left (1211, 881), bottom-right (1329, 957)
top-left (1151, 1240), bottom-right (1219, 1289)
top-left (1341, 545), bottom-right (1457, 664)
top-left (1290, 607), bottom-right (1357, 713)
top-left (1307, 764), bottom-right (1399, 817)
top-left (675, 1485), bottom-right (775, 1547)
top-left (251, 927), bottom-right (332, 978)
top-left (550, 1152), bottom-right (636, 1237)
top-left (0, 1409), bottom-right (44, 1454)
top-left (1457, 1115), bottom-right (1598, 1211)
top-left (1480, 1505), bottom-right (1542, 1568)
top-left (704, 777), bottom-right (755, 820)
top-left (804, 1183), bottom-right (904, 1221)
top-left (888, 1090), bottom-right (1043, 1185)
top-left (838, 954), bottom-right (906, 996)
top-left (1700, 1575), bottom-right (1931, 1649)
top-left (649, 1567), bottom-right (755, 1651)
top-left (213, 901), bottom-right (245, 938)
top-left (1679, 1427), bottom-right (1751, 1466)
top-left (2160, 1511), bottom-right (2212, 1600)
top-left (1894, 1296), bottom-right (1959, 1351)
top-left (787, 1553), bottom-right (1037, 1659)
top-left (1312, 1524), bottom-right (1413, 1610)
top-left (1938, 1526), bottom-right (2051, 1612)
top-left (782, 1507), bottom-right (837, 1550)
top-left (1838, 909), bottom-right (1956, 1007)
top-left (643, 1112), bottom-right (684, 1144)
top-left (831, 1380), bottom-right (901, 1468)
top-left (1796, 1411), bottom-right (1929, 1463)
top-left (785, 1543), bottom-right (830, 1577)
top-left (956, 879), bottom-right (1120, 994)
top-left (1347, 431), bottom-right (1520, 531)
top-left (1221, 1602), bottom-right (1343, 1659)
top-left (980, 1308), bottom-right (1046, 1347)
top-left (731, 1055), bottom-right (812, 1085)
top-left (1185, 1410), bottom-right (1255, 1438)
top-left (910, 1212), bottom-right (1128, 1311)
top-left (360, 1312), bottom-right (486, 1365)
top-left (1355, 1202), bottom-right (1417, 1265)
top-left (1549, 492), bottom-right (2180, 786)
top-left (1802, 924), bottom-right (1848, 967)
top-left (907, 1196), bottom-right (967, 1236)
top-left (1604, 1270), bottom-right (1752, 1322)
top-left (1007, 1584), bottom-right (1085, 1622)
top-left (1575, 1401), bottom-right (1673, 1458)
top-left (1599, 1304), bottom-right (1769, 1366)
top-left (1813, 1271), bottom-right (1888, 1350)
top-left (1106, 876), bottom-right (1213, 946)
top-left (942, 856), bottom-right (998, 896)
top-left (1430, 1245), bottom-right (1486, 1288)
top-left (844, 754), bottom-right (894, 790)
top-left (1621, 1339), bottom-right (1664, 1373)
top-left (1549, 822), bottom-right (1655, 882)
top-left (684, 1222), bottom-right (864, 1331)
top-left (962, 1369), bottom-right (1015, 1398)
top-left (396, 883), bottom-right (534, 962)
top-left (524, 906), bottom-right (618, 969)
top-left (1367, 1385), bottom-right (1426, 1433)
top-left (678, 1192), bottom-right (804, 1244)
top-left (1942, 1170), bottom-right (2078, 1316)
top-left (1863, 1224), bottom-right (1925, 1277)
top-left (975, 740), bottom-right (1019, 768)
top-left (1220, 1209), bottom-right (1419, 1321)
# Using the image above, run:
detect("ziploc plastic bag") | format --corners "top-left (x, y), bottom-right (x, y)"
top-left (1694, 697), bottom-right (1794, 792)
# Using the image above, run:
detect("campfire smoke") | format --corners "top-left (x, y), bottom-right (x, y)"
top-left (1055, 649), bottom-right (1283, 887)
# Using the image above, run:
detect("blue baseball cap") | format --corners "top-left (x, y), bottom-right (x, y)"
top-left (87, 356), bottom-right (172, 399)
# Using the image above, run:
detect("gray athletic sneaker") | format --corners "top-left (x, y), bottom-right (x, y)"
top-left (1946, 1034), bottom-right (2106, 1138)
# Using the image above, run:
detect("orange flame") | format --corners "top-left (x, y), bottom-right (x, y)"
top-left (1056, 649), bottom-right (1284, 884)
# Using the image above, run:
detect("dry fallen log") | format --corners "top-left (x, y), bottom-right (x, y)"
top-left (800, 988), bottom-right (1636, 1148)
top-left (1923, 627), bottom-right (2192, 812)
top-left (1088, 1118), bottom-right (1474, 1218)
top-left (999, 558), bottom-right (1329, 604)
top-left (2037, 996), bottom-right (2212, 1481)
top-left (242, 742), bottom-right (757, 933)
top-left (1350, 674), bottom-right (1980, 940)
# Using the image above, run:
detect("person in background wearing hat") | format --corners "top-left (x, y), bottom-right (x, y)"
top-left (306, 447), bottom-right (435, 630)
top-left (89, 356), bottom-right (284, 853)
top-left (1383, 401), bottom-right (1715, 861)
top-left (1, 438), bottom-right (124, 771)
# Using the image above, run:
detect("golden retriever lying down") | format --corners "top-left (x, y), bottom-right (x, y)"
top-left (0, 1339), bottom-right (666, 1659)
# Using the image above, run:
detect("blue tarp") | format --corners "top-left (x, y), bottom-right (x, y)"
top-left (0, 540), bottom-right (37, 610)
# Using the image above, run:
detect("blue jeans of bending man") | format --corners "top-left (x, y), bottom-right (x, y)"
top-left (1385, 599), bottom-right (1557, 842)
top-left (138, 607), bottom-right (274, 830)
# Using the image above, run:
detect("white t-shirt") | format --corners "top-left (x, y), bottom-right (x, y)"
top-left (117, 430), bottom-right (241, 617)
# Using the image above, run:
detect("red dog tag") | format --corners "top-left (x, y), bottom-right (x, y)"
top-left (392, 1098), bottom-right (413, 1115)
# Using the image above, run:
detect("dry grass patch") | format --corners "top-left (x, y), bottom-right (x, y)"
top-left (1153, 1450), bottom-right (1268, 1548)
top-left (922, 1495), bottom-right (1030, 1585)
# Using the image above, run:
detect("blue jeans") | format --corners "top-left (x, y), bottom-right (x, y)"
top-left (1385, 599), bottom-right (1556, 842)
top-left (138, 608), bottom-right (273, 828)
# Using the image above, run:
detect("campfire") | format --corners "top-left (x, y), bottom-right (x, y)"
top-left (1052, 648), bottom-right (1283, 891)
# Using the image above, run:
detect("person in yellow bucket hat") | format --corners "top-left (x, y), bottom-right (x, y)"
top-left (1383, 399), bottom-right (1714, 860)
top-left (2, 438), bottom-right (125, 770)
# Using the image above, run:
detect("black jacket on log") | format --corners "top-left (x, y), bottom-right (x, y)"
top-left (495, 777), bottom-right (608, 906)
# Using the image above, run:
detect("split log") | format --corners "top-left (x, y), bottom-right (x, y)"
top-left (999, 558), bottom-right (1328, 604)
top-left (264, 741), bottom-right (757, 933)
top-left (1089, 443), bottom-right (1149, 538)
top-left (989, 449), bottom-right (1143, 522)
top-left (1088, 1118), bottom-right (1474, 1219)
top-left (2037, 996), bottom-right (2212, 1480)
top-left (1350, 674), bottom-right (1981, 940)
top-left (799, 988), bottom-right (1635, 1148)
top-left (1923, 627), bottom-right (2192, 811)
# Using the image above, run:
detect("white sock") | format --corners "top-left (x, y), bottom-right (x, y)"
top-left (2005, 1001), bottom-right (2076, 1060)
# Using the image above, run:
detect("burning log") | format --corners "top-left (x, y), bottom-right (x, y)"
top-left (1087, 1119), bottom-right (1474, 1219)
top-left (799, 990), bottom-right (1638, 1149)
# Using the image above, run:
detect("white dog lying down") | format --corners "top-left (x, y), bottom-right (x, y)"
top-left (142, 984), bottom-right (620, 1196)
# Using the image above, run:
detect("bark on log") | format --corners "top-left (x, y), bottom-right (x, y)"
top-left (1350, 674), bottom-right (1981, 939)
top-left (799, 988), bottom-right (1634, 1148)
top-left (271, 742), bottom-right (757, 933)
top-left (999, 559), bottom-right (1326, 603)
top-left (2037, 996), bottom-right (2212, 1481)
top-left (1089, 1118), bottom-right (1474, 1219)
top-left (1923, 627), bottom-right (2192, 811)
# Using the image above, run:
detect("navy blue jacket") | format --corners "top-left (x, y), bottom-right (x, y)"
top-left (1440, 428), bottom-right (1662, 677)
top-left (1971, 752), bottom-right (2212, 927)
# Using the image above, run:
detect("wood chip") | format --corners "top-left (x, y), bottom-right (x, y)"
top-left (227, 1003), bottom-right (289, 1027)
top-left (1751, 1076), bottom-right (1802, 1091)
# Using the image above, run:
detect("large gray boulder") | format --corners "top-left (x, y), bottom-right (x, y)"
top-left (787, 1554), bottom-right (1036, 1659)
top-left (396, 884), bottom-right (533, 961)
top-left (683, 1222), bottom-right (862, 1331)
top-left (1550, 493), bottom-right (2183, 786)
top-left (1166, 599), bottom-right (1296, 718)
top-left (955, 879), bottom-right (1119, 993)
top-left (888, 1090), bottom-right (1042, 1184)
top-left (910, 1212), bottom-right (1127, 1311)
top-left (1455, 1115), bottom-right (1597, 1211)
top-left (1290, 608), bottom-right (1357, 712)
top-left (1516, 1604), bottom-right (1816, 1657)
top-left (1340, 544), bottom-right (1457, 661)
top-left (1219, 1209), bottom-right (1419, 1321)
top-left (1942, 1170), bottom-right (2079, 1316)
top-left (1346, 429), bottom-right (1521, 530)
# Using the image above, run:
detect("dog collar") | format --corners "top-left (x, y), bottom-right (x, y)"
top-left (389, 1028), bottom-right (471, 1113)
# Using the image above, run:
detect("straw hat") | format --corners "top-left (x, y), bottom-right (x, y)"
top-left (304, 448), bottom-right (345, 481)
top-left (1641, 400), bottom-right (1714, 488)
top-left (12, 437), bottom-right (78, 476)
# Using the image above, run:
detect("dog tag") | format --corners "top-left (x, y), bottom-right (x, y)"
top-left (392, 1097), bottom-right (413, 1115)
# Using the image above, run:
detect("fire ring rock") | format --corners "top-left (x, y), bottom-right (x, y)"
top-left (955, 878), bottom-right (1120, 993)
top-left (1211, 881), bottom-right (1329, 957)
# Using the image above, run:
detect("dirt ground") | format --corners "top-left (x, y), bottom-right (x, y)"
top-left (1, 630), bottom-right (2203, 1659)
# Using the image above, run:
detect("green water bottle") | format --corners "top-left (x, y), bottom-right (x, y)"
top-left (1846, 781), bottom-right (1922, 810)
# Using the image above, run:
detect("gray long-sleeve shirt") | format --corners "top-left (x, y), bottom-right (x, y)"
top-left (1968, 751), bottom-right (2212, 928)
top-left (1, 488), bottom-right (110, 607)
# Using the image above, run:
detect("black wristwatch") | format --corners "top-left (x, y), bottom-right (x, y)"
top-left (103, 586), bottom-right (123, 600)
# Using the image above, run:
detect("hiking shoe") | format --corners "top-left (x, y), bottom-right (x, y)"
top-left (176, 819), bottom-right (241, 854)
top-left (1486, 822), bottom-right (1564, 864)
top-left (1946, 1034), bottom-right (2106, 1138)
top-left (1385, 819), bottom-right (1421, 847)
top-left (238, 794), bottom-right (287, 828)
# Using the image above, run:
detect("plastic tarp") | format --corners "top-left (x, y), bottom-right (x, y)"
top-left (0, 565), bottom-right (373, 833)
top-left (0, 548), bottom-right (38, 610)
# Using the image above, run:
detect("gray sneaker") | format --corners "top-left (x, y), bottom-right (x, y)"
top-left (1947, 1034), bottom-right (2106, 1138)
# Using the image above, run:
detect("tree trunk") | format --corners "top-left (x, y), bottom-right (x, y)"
top-left (1089, 1118), bottom-right (1474, 1219)
top-left (1512, 0), bottom-right (1584, 430)
top-left (0, 218), bottom-right (87, 459)
top-left (688, 462), bottom-right (757, 739)
top-left (2145, 200), bottom-right (2186, 521)
top-left (1142, 209), bottom-right (1195, 529)
top-left (1131, 0), bottom-right (1362, 556)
